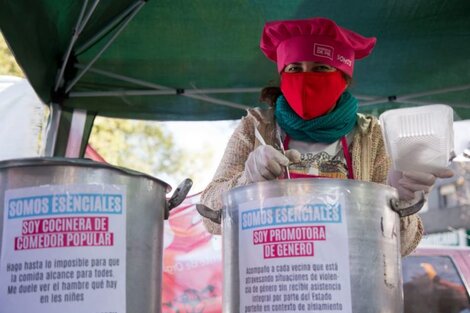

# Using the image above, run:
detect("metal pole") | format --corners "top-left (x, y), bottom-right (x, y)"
top-left (70, 90), bottom-right (177, 97)
top-left (69, 88), bottom-right (262, 97)
top-left (400, 99), bottom-right (470, 109)
top-left (361, 84), bottom-right (470, 106)
top-left (397, 84), bottom-right (470, 101)
top-left (65, 1), bottom-right (145, 93)
top-left (44, 102), bottom-right (62, 157)
top-left (54, 0), bottom-right (89, 91)
top-left (75, 64), bottom-right (169, 89)
top-left (184, 94), bottom-right (250, 110)
top-left (75, 0), bottom-right (143, 55)
top-left (355, 94), bottom-right (380, 101)
top-left (71, 65), bottom-right (252, 110)
top-left (77, 0), bottom-right (101, 34)
top-left (65, 109), bottom-right (88, 158)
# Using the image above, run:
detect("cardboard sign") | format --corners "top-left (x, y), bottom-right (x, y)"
top-left (239, 194), bottom-right (352, 313)
top-left (0, 184), bottom-right (126, 313)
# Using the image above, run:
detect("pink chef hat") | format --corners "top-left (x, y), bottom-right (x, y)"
top-left (260, 17), bottom-right (376, 77)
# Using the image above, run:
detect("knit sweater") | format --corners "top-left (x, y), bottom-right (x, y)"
top-left (200, 107), bottom-right (423, 256)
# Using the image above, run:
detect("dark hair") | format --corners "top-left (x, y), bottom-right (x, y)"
top-left (259, 72), bottom-right (353, 107)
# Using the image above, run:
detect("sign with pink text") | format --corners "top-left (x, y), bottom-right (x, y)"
top-left (0, 184), bottom-right (126, 313)
top-left (239, 194), bottom-right (352, 313)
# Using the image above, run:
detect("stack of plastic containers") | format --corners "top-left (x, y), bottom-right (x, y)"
top-left (379, 104), bottom-right (454, 172)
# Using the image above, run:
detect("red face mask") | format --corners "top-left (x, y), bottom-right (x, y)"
top-left (280, 71), bottom-right (347, 120)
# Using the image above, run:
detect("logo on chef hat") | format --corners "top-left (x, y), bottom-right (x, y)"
top-left (313, 43), bottom-right (334, 60)
top-left (337, 54), bottom-right (352, 67)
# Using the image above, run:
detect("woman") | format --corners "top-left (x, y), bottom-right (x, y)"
top-left (200, 17), bottom-right (453, 256)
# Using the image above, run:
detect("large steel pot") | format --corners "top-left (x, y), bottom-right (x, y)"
top-left (0, 158), bottom-right (191, 313)
top-left (198, 178), bottom-right (424, 313)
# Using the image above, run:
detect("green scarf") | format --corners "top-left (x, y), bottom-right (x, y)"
top-left (274, 91), bottom-right (358, 143)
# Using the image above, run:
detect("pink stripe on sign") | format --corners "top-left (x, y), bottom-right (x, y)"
top-left (263, 241), bottom-right (315, 259)
top-left (14, 232), bottom-right (114, 250)
top-left (21, 216), bottom-right (109, 235)
top-left (252, 226), bottom-right (326, 245)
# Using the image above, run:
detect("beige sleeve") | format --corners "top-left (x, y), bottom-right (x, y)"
top-left (200, 115), bottom-right (255, 234)
top-left (372, 122), bottom-right (423, 257)
top-left (370, 123), bottom-right (390, 185)
top-left (400, 215), bottom-right (424, 256)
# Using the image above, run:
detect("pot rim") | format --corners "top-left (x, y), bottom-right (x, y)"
top-left (0, 157), bottom-right (171, 193)
top-left (227, 178), bottom-right (397, 196)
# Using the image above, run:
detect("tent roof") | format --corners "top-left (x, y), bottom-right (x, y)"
top-left (1, 0), bottom-right (470, 121)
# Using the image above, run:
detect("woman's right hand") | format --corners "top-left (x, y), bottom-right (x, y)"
top-left (245, 145), bottom-right (300, 183)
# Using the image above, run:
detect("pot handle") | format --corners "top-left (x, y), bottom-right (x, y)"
top-left (165, 178), bottom-right (193, 219)
top-left (390, 191), bottom-right (426, 217)
top-left (196, 203), bottom-right (222, 224)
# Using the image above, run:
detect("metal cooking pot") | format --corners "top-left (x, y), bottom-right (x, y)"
top-left (198, 178), bottom-right (424, 313)
top-left (0, 158), bottom-right (192, 313)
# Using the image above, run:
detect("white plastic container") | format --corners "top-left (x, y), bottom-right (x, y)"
top-left (379, 105), bottom-right (454, 173)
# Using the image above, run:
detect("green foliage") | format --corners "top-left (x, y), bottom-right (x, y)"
top-left (89, 117), bottom-right (211, 187)
top-left (0, 32), bottom-right (23, 76)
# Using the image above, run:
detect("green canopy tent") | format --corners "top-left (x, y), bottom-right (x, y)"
top-left (1, 0), bottom-right (469, 157)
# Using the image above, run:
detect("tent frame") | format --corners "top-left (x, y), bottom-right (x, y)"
top-left (47, 0), bottom-right (146, 156)
top-left (44, 0), bottom-right (470, 157)
top-left (46, 0), bottom-right (256, 156)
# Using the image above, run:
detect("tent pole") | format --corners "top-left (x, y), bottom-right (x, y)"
top-left (54, 0), bottom-right (101, 91)
top-left (65, 109), bottom-right (88, 158)
top-left (400, 99), bottom-right (470, 109)
top-left (183, 94), bottom-right (250, 110)
top-left (71, 90), bottom-right (177, 97)
top-left (75, 64), bottom-right (263, 95)
top-left (361, 84), bottom-right (470, 106)
top-left (77, 0), bottom-right (101, 34)
top-left (355, 95), bottom-right (381, 101)
top-left (71, 65), bottom-right (253, 109)
top-left (360, 98), bottom-right (395, 106)
top-left (70, 88), bottom-right (261, 97)
top-left (69, 89), bottom-right (250, 109)
top-left (65, 1), bottom-right (146, 93)
top-left (395, 84), bottom-right (470, 101)
top-left (54, 0), bottom-right (89, 91)
top-left (44, 102), bottom-right (62, 157)
top-left (75, 1), bottom-right (144, 55)
top-left (173, 88), bottom-right (260, 94)
top-left (75, 64), bottom-right (169, 89)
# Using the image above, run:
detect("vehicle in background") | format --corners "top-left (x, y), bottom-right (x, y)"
top-left (402, 246), bottom-right (470, 313)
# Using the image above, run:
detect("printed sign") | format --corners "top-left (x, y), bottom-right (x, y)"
top-left (0, 184), bottom-right (126, 313)
top-left (239, 193), bottom-right (352, 313)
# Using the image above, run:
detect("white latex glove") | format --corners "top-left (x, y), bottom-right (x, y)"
top-left (388, 168), bottom-right (454, 201)
top-left (245, 145), bottom-right (300, 183)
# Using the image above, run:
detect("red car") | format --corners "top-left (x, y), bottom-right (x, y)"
top-left (402, 246), bottom-right (470, 313)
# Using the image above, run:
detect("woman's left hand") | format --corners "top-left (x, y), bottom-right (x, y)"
top-left (388, 168), bottom-right (454, 200)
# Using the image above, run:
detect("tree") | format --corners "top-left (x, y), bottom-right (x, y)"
top-left (89, 117), bottom-right (211, 187)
